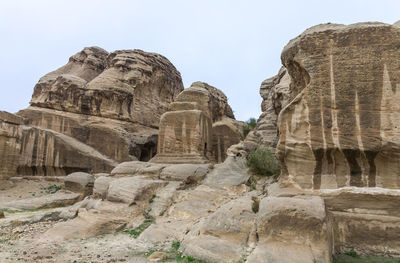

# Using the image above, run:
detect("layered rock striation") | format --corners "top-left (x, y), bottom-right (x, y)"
top-left (276, 22), bottom-right (400, 190)
top-left (1, 47), bottom-right (184, 178)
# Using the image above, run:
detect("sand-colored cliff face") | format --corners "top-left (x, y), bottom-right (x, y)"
top-left (0, 47), bottom-right (184, 177)
top-left (276, 22), bottom-right (400, 190)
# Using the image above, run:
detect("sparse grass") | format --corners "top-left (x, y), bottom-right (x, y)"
top-left (123, 216), bottom-right (154, 238)
top-left (149, 194), bottom-right (156, 203)
top-left (0, 209), bottom-right (20, 214)
top-left (344, 251), bottom-right (359, 258)
top-left (247, 147), bottom-right (280, 177)
top-left (40, 184), bottom-right (63, 194)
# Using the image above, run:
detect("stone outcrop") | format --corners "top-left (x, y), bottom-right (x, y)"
top-left (0, 47), bottom-right (184, 178)
top-left (247, 67), bottom-right (291, 149)
top-left (29, 47), bottom-right (183, 127)
top-left (276, 22), bottom-right (400, 190)
top-left (394, 20), bottom-right (400, 27)
top-left (151, 82), bottom-right (241, 164)
top-left (0, 111), bottom-right (24, 187)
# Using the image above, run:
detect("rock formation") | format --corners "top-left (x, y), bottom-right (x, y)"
top-left (151, 82), bottom-right (242, 164)
top-left (0, 47), bottom-right (184, 178)
top-left (276, 22), bottom-right (400, 190)
top-left (247, 67), bottom-right (291, 149)
top-left (0, 111), bottom-right (24, 188)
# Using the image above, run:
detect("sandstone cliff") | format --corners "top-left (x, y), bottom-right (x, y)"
top-left (2, 47), bottom-right (184, 177)
top-left (276, 22), bottom-right (400, 190)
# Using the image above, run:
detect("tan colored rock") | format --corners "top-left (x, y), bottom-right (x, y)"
top-left (203, 156), bottom-right (249, 188)
top-left (110, 161), bottom-right (166, 179)
top-left (151, 82), bottom-right (236, 164)
top-left (147, 181), bottom-right (180, 217)
top-left (247, 67), bottom-right (291, 149)
top-left (93, 176), bottom-right (115, 199)
top-left (247, 196), bottom-right (332, 263)
top-left (211, 120), bottom-right (243, 163)
top-left (394, 20), bottom-right (400, 27)
top-left (0, 191), bottom-right (81, 210)
top-left (106, 177), bottom-right (167, 205)
top-left (64, 172), bottom-right (94, 197)
top-left (147, 251), bottom-right (168, 262)
top-left (182, 196), bottom-right (256, 262)
top-left (151, 110), bottom-right (213, 164)
top-left (0, 111), bottom-right (24, 186)
top-left (276, 22), bottom-right (400, 190)
top-left (17, 125), bottom-right (117, 176)
top-left (159, 164), bottom-right (209, 185)
top-left (30, 48), bottom-right (183, 127)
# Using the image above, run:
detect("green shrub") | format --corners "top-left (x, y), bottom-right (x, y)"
top-left (243, 118), bottom-right (257, 138)
top-left (247, 147), bottom-right (280, 176)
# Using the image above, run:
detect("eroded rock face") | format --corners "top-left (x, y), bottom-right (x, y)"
top-left (247, 67), bottom-right (291, 149)
top-left (30, 48), bottom-right (183, 127)
top-left (0, 111), bottom-right (24, 186)
top-left (277, 22), bottom-right (400, 190)
top-left (3, 47), bottom-right (184, 176)
top-left (151, 82), bottom-right (239, 164)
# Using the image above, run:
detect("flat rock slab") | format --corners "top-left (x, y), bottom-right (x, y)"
top-left (203, 156), bottom-right (249, 188)
top-left (107, 177), bottom-right (167, 205)
top-left (0, 191), bottom-right (81, 210)
top-left (111, 161), bottom-right (166, 179)
top-left (159, 164), bottom-right (209, 185)
top-left (64, 172), bottom-right (94, 196)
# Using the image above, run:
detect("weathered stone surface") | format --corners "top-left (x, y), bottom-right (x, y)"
top-left (0, 47), bottom-right (184, 178)
top-left (159, 164), bottom-right (209, 185)
top-left (40, 209), bottom-right (127, 241)
top-left (151, 110), bottom-right (212, 164)
top-left (147, 251), bottom-right (168, 262)
top-left (320, 187), bottom-right (400, 256)
top-left (0, 191), bottom-right (81, 210)
top-left (0, 111), bottom-right (24, 185)
top-left (394, 20), bottom-right (400, 27)
top-left (110, 161), bottom-right (165, 179)
top-left (211, 120), bottom-right (243, 163)
top-left (247, 196), bottom-right (332, 263)
top-left (247, 67), bottom-right (291, 149)
top-left (147, 181), bottom-right (180, 217)
top-left (276, 22), bottom-right (400, 190)
top-left (93, 176), bottom-right (115, 199)
top-left (182, 196), bottom-right (256, 262)
top-left (151, 82), bottom-right (236, 164)
top-left (106, 177), bottom-right (167, 205)
top-left (175, 82), bottom-right (234, 122)
top-left (18, 107), bottom-right (158, 163)
top-left (17, 125), bottom-right (117, 176)
top-left (64, 172), bottom-right (94, 197)
top-left (30, 48), bottom-right (183, 127)
top-left (203, 156), bottom-right (249, 188)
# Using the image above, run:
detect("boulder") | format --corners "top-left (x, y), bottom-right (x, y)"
top-left (110, 161), bottom-right (165, 179)
top-left (159, 164), bottom-right (209, 185)
top-left (106, 177), bottom-right (167, 205)
top-left (64, 172), bottom-right (94, 197)
top-left (247, 196), bottom-right (332, 263)
top-left (93, 176), bottom-right (115, 199)
top-left (276, 22), bottom-right (400, 190)
top-left (147, 181), bottom-right (180, 217)
top-left (203, 156), bottom-right (249, 188)
top-left (181, 196), bottom-right (256, 262)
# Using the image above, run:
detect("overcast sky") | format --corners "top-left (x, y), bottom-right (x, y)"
top-left (0, 0), bottom-right (399, 121)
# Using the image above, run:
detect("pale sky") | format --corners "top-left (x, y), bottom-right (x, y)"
top-left (0, 0), bottom-right (399, 121)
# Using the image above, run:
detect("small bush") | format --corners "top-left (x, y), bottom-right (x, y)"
top-left (243, 118), bottom-right (257, 138)
top-left (247, 147), bottom-right (280, 177)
